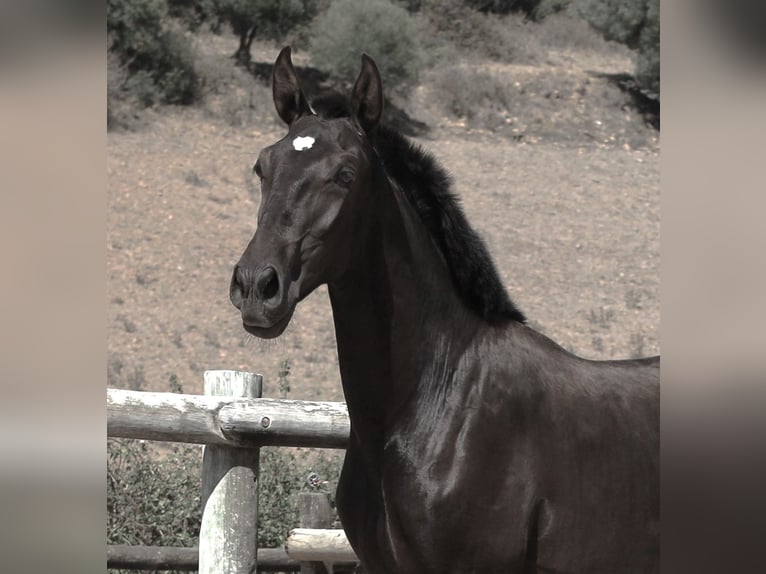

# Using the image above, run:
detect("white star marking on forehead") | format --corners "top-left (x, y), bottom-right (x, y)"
top-left (292, 136), bottom-right (315, 151)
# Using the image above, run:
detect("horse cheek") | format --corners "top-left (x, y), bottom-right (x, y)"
top-left (310, 193), bottom-right (346, 240)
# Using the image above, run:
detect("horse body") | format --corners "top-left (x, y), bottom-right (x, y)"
top-left (337, 339), bottom-right (659, 573)
top-left (327, 162), bottom-right (659, 573)
top-left (230, 47), bottom-right (659, 573)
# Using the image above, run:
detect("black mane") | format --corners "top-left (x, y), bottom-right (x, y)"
top-left (311, 92), bottom-right (525, 324)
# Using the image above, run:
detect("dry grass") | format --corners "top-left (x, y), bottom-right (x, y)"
top-left (427, 59), bottom-right (654, 148)
top-left (416, 11), bottom-right (652, 147)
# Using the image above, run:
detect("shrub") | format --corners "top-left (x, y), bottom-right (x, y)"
top-left (465, 0), bottom-right (529, 14)
top-left (154, 23), bottom-right (203, 105)
top-left (421, 0), bottom-right (542, 64)
top-left (395, 0), bottom-right (424, 11)
top-left (107, 439), bottom-right (202, 549)
top-left (107, 0), bottom-right (202, 109)
top-left (167, 0), bottom-right (218, 30)
top-left (572, 0), bottom-right (659, 94)
top-left (431, 65), bottom-right (511, 125)
top-left (462, 0), bottom-right (569, 18)
top-left (108, 51), bottom-right (136, 131)
top-left (533, 11), bottom-right (614, 53)
top-left (196, 47), bottom-right (276, 127)
top-left (634, 0), bottom-right (658, 94)
top-left (530, 0), bottom-right (572, 20)
top-left (258, 448), bottom-right (344, 545)
top-left (573, 0), bottom-right (645, 48)
top-left (107, 440), bottom-right (344, 559)
top-left (310, 0), bottom-right (423, 97)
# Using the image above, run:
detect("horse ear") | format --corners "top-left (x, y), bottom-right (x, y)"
top-left (272, 46), bottom-right (311, 126)
top-left (351, 54), bottom-right (383, 134)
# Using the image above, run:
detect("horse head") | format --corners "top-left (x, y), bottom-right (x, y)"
top-left (229, 47), bottom-right (383, 338)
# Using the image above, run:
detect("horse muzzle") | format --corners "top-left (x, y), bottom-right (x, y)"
top-left (229, 263), bottom-right (295, 339)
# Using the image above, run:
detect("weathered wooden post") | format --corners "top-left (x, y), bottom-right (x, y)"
top-left (199, 370), bottom-right (262, 574)
top-left (298, 491), bottom-right (335, 574)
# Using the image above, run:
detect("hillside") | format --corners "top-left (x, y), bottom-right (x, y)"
top-left (107, 28), bottom-right (659, 402)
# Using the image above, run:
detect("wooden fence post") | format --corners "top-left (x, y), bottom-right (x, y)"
top-left (298, 491), bottom-right (335, 574)
top-left (199, 370), bottom-right (262, 574)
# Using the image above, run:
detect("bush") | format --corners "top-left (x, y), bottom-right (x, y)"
top-left (108, 52), bottom-right (136, 131)
top-left (196, 47), bottom-right (276, 128)
top-left (465, 0), bottom-right (532, 14)
top-left (107, 0), bottom-right (202, 110)
top-left (431, 65), bottom-right (512, 125)
top-left (107, 439), bottom-right (344, 558)
top-left (310, 0), bottom-right (423, 96)
top-left (573, 0), bottom-right (645, 48)
top-left (533, 11), bottom-right (614, 53)
top-left (634, 0), bottom-right (658, 94)
top-left (573, 0), bottom-right (659, 94)
top-left (422, 0), bottom-right (542, 64)
top-left (395, 0), bottom-right (424, 11)
top-left (108, 439), bottom-right (202, 549)
top-left (461, 0), bottom-right (571, 18)
top-left (167, 0), bottom-right (218, 30)
top-left (530, 0), bottom-right (572, 20)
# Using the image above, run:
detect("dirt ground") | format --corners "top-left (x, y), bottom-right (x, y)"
top-left (107, 40), bottom-right (659, 402)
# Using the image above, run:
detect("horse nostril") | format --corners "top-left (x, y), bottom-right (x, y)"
top-left (230, 265), bottom-right (247, 309)
top-left (256, 266), bottom-right (280, 302)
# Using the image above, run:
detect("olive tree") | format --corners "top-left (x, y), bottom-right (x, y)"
top-left (215, 0), bottom-right (317, 66)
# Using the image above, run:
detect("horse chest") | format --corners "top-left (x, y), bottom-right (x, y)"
top-left (361, 424), bottom-right (536, 572)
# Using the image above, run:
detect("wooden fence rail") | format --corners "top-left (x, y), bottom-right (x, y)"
top-left (107, 388), bottom-right (350, 448)
top-left (107, 546), bottom-right (300, 572)
top-left (107, 535), bottom-right (358, 573)
top-left (286, 529), bottom-right (357, 563)
top-left (107, 371), bottom-right (358, 573)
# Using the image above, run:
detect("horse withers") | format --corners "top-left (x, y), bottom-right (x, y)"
top-left (230, 47), bottom-right (659, 574)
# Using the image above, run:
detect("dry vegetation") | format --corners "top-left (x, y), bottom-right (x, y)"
top-left (107, 16), bottom-right (659, 403)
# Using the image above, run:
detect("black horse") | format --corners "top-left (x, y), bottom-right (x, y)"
top-left (230, 47), bottom-right (659, 574)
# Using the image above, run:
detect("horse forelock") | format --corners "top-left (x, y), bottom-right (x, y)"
top-left (310, 92), bottom-right (526, 324)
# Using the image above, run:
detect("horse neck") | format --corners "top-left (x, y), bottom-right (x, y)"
top-left (328, 174), bottom-right (481, 452)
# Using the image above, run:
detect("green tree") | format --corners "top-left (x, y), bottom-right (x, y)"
top-left (310, 0), bottom-right (423, 97)
top-left (214, 0), bottom-right (317, 66)
top-left (167, 0), bottom-right (219, 30)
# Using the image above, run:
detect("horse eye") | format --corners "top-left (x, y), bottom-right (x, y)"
top-left (253, 160), bottom-right (263, 180)
top-left (336, 168), bottom-right (355, 186)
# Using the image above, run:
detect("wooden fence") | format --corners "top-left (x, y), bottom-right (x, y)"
top-left (107, 370), bottom-right (359, 573)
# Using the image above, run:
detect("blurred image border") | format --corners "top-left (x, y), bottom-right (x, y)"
top-left (2, 0), bottom-right (765, 571)
top-left (663, 1), bottom-right (766, 572)
top-left (0, 4), bottom-right (106, 573)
